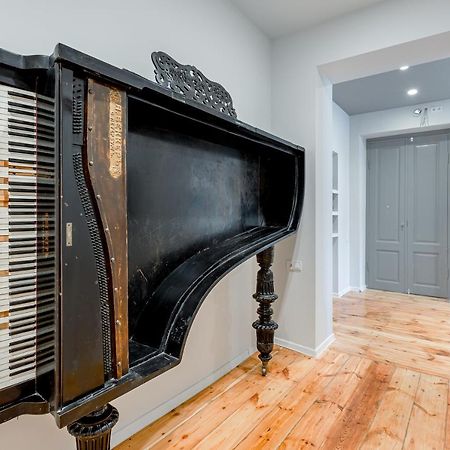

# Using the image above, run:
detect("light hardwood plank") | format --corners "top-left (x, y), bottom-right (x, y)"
top-left (233, 352), bottom-right (349, 450)
top-left (333, 290), bottom-right (450, 379)
top-left (116, 290), bottom-right (450, 450)
top-left (193, 351), bottom-right (324, 450)
top-left (114, 353), bottom-right (261, 450)
top-left (404, 373), bottom-right (448, 450)
top-left (360, 367), bottom-right (420, 450)
top-left (147, 347), bottom-right (300, 449)
top-left (320, 360), bottom-right (394, 449)
top-left (278, 356), bottom-right (370, 449)
top-left (446, 380), bottom-right (450, 450)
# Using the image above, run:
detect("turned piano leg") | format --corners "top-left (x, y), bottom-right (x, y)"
top-left (68, 404), bottom-right (119, 450)
top-left (252, 246), bottom-right (278, 376)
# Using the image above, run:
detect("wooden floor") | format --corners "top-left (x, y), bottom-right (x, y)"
top-left (116, 290), bottom-right (450, 449)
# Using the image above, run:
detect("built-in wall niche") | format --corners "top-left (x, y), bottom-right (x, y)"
top-left (332, 215), bottom-right (338, 236)
top-left (332, 150), bottom-right (339, 238)
top-left (332, 150), bottom-right (338, 191)
top-left (332, 150), bottom-right (339, 294)
top-left (332, 192), bottom-right (338, 212)
top-left (333, 236), bottom-right (339, 295)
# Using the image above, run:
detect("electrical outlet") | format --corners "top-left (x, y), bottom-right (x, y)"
top-left (430, 105), bottom-right (443, 113)
top-left (288, 260), bottom-right (303, 272)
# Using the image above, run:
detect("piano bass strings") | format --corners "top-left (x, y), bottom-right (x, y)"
top-left (0, 84), bottom-right (56, 390)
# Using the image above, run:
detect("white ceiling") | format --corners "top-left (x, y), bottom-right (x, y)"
top-left (230, 0), bottom-right (387, 38)
top-left (333, 57), bottom-right (450, 115)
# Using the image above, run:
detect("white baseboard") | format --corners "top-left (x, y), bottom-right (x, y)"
top-left (111, 347), bottom-right (253, 447)
top-left (315, 334), bottom-right (336, 357)
top-left (275, 333), bottom-right (335, 358)
top-left (349, 285), bottom-right (367, 293)
top-left (333, 286), bottom-right (352, 297)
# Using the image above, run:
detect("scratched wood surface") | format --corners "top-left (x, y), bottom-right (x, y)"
top-left (86, 79), bottom-right (128, 378)
top-left (115, 290), bottom-right (450, 449)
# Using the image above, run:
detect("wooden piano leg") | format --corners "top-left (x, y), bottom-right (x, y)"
top-left (252, 246), bottom-right (278, 376)
top-left (67, 404), bottom-right (119, 450)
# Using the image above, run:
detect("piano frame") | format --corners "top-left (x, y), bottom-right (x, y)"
top-left (0, 44), bottom-right (305, 448)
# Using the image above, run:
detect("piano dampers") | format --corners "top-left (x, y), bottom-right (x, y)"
top-left (0, 84), bottom-right (56, 391)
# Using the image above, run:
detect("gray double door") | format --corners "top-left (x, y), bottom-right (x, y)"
top-left (366, 131), bottom-right (449, 298)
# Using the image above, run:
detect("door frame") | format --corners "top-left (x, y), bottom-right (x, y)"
top-left (365, 128), bottom-right (450, 300)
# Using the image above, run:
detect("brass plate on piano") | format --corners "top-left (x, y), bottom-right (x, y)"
top-left (109, 89), bottom-right (124, 179)
top-left (86, 79), bottom-right (129, 378)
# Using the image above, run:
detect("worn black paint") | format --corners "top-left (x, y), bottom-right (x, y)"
top-left (0, 45), bottom-right (305, 440)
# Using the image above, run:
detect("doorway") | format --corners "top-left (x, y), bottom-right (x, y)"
top-left (366, 130), bottom-right (449, 298)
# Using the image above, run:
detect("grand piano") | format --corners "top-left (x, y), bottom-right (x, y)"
top-left (0, 44), bottom-right (304, 449)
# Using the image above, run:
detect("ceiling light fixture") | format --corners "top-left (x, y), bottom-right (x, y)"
top-left (407, 88), bottom-right (418, 96)
top-left (413, 108), bottom-right (422, 116)
top-left (400, 65), bottom-right (410, 71)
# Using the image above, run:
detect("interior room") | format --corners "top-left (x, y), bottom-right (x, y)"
top-left (332, 57), bottom-right (450, 300)
top-left (0, 0), bottom-right (450, 449)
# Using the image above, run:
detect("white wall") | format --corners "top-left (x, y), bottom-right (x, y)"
top-left (4, 0), bottom-right (450, 446)
top-left (332, 103), bottom-right (350, 295)
top-left (349, 98), bottom-right (450, 288)
top-left (271, 0), bottom-right (450, 353)
top-left (0, 1), bottom-right (272, 448)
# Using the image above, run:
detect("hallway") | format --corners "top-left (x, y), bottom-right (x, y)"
top-left (116, 290), bottom-right (450, 449)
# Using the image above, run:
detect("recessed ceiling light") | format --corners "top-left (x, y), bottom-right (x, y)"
top-left (407, 88), bottom-right (418, 96)
top-left (413, 108), bottom-right (422, 116)
top-left (400, 65), bottom-right (410, 71)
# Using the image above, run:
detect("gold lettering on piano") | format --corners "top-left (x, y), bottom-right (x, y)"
top-left (43, 213), bottom-right (50, 257)
top-left (109, 89), bottom-right (123, 179)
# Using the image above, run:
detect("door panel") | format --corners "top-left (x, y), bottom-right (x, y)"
top-left (406, 134), bottom-right (448, 297)
top-left (367, 139), bottom-right (406, 292)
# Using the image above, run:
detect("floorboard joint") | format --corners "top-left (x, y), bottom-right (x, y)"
top-left (115, 290), bottom-right (450, 450)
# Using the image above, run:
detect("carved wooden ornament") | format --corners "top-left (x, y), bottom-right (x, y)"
top-left (151, 51), bottom-right (237, 118)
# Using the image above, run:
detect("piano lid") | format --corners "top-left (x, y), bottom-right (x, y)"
top-left (0, 44), bottom-right (303, 155)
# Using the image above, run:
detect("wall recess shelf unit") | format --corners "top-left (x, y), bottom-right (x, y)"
top-left (332, 150), bottom-right (339, 294)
